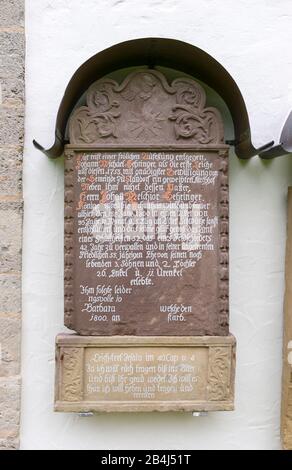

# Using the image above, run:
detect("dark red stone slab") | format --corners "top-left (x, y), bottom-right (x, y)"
top-left (64, 70), bottom-right (229, 336)
top-left (64, 148), bottom-right (228, 335)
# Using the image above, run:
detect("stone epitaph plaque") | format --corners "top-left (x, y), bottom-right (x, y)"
top-left (55, 69), bottom-right (235, 413)
top-left (55, 334), bottom-right (236, 412)
top-left (64, 70), bottom-right (229, 336)
top-left (65, 149), bottom-right (228, 335)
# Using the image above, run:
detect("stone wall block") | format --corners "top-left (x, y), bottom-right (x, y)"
top-left (0, 107), bottom-right (24, 146)
top-left (0, 275), bottom-right (21, 313)
top-left (0, 1), bottom-right (24, 28)
top-left (0, 201), bottom-right (23, 272)
top-left (0, 147), bottom-right (23, 196)
top-left (0, 314), bottom-right (21, 376)
top-left (0, 377), bottom-right (20, 445)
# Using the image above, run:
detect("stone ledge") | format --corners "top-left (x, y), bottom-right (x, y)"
top-left (55, 334), bottom-right (236, 413)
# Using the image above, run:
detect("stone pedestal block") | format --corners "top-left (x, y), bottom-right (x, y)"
top-left (55, 334), bottom-right (236, 413)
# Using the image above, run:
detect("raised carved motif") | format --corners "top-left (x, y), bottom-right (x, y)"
top-left (169, 78), bottom-right (223, 143)
top-left (64, 151), bottom-right (75, 329)
top-left (55, 335), bottom-right (236, 412)
top-left (61, 347), bottom-right (83, 402)
top-left (69, 70), bottom-right (224, 145)
top-left (207, 347), bottom-right (231, 401)
top-left (70, 81), bottom-right (120, 144)
top-left (219, 150), bottom-right (229, 329)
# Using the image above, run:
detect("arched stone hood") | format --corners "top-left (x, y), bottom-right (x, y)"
top-left (33, 37), bottom-right (292, 160)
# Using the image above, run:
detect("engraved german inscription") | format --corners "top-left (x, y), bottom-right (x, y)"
top-left (65, 149), bottom-right (228, 335)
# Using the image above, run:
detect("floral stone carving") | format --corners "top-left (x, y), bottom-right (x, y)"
top-left (69, 70), bottom-right (224, 146)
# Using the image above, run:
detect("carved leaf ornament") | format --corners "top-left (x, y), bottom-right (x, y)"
top-left (69, 70), bottom-right (224, 145)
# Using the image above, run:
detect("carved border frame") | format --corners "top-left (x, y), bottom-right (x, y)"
top-left (55, 334), bottom-right (236, 412)
top-left (64, 145), bottom-right (229, 334)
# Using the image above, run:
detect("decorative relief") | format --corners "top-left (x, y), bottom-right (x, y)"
top-left (169, 78), bottom-right (223, 143)
top-left (71, 80), bottom-right (120, 143)
top-left (64, 151), bottom-right (75, 329)
top-left (69, 70), bottom-right (224, 146)
top-left (218, 150), bottom-right (229, 329)
top-left (61, 347), bottom-right (83, 402)
top-left (128, 110), bottom-right (166, 140)
top-left (55, 336), bottom-right (236, 412)
top-left (207, 347), bottom-right (231, 401)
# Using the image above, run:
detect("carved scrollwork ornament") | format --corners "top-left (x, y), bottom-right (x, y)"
top-left (64, 150), bottom-right (75, 328)
top-left (69, 70), bottom-right (224, 145)
top-left (61, 348), bottom-right (83, 402)
top-left (208, 347), bottom-right (231, 401)
top-left (70, 80), bottom-right (121, 143)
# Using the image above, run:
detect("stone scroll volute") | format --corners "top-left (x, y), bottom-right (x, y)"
top-left (68, 70), bottom-right (224, 146)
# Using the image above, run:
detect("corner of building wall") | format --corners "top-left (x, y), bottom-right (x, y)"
top-left (0, 0), bottom-right (24, 451)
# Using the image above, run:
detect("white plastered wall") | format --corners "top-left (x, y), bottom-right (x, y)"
top-left (22, 0), bottom-right (292, 449)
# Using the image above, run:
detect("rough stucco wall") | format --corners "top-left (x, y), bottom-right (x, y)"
top-left (22, 0), bottom-right (292, 450)
top-left (0, 0), bottom-right (24, 450)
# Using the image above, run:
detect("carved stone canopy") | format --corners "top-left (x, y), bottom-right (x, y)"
top-left (68, 70), bottom-right (224, 147)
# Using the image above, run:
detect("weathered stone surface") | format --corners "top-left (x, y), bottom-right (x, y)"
top-left (65, 70), bottom-right (229, 337)
top-left (55, 334), bottom-right (236, 412)
top-left (66, 148), bottom-right (229, 336)
top-left (0, 147), bottom-right (22, 195)
top-left (0, 274), bottom-right (21, 313)
top-left (0, 33), bottom-right (24, 57)
top-left (0, 201), bottom-right (22, 272)
top-left (0, 314), bottom-right (21, 376)
top-left (0, 53), bottom-right (24, 80)
top-left (0, 377), bottom-right (20, 441)
top-left (0, 2), bottom-right (24, 453)
top-left (0, 437), bottom-right (19, 450)
top-left (0, 30), bottom-right (24, 106)
top-left (0, 107), bottom-right (24, 145)
top-left (69, 70), bottom-right (224, 146)
top-left (0, 1), bottom-right (24, 28)
top-left (0, 78), bottom-right (24, 106)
